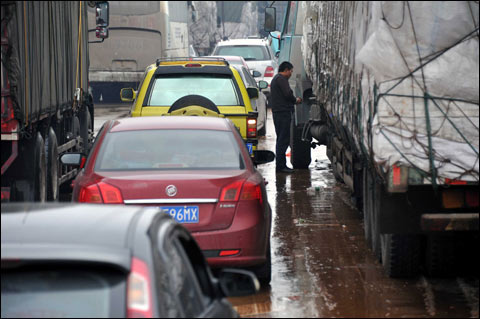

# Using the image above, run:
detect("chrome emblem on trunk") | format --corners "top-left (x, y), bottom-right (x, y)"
top-left (166, 185), bottom-right (177, 197)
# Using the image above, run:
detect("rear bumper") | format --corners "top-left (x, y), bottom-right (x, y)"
top-left (421, 213), bottom-right (479, 232)
top-left (192, 207), bottom-right (269, 268)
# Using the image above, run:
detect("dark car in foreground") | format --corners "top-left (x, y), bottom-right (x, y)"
top-left (63, 116), bottom-right (275, 285)
top-left (1, 203), bottom-right (259, 318)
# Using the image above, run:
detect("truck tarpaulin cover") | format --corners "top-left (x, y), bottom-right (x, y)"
top-left (2, 1), bottom-right (89, 127)
top-left (302, 1), bottom-right (479, 182)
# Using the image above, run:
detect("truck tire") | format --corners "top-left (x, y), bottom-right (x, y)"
top-left (60, 115), bottom-right (81, 194)
top-left (371, 176), bottom-right (382, 260)
top-left (45, 127), bottom-right (59, 201)
top-left (258, 124), bottom-right (266, 137)
top-left (362, 167), bottom-right (373, 247)
top-left (290, 121), bottom-right (311, 169)
top-left (19, 132), bottom-right (46, 202)
top-left (373, 178), bottom-right (421, 278)
top-left (381, 233), bottom-right (421, 278)
top-left (425, 233), bottom-right (455, 277)
top-left (72, 115), bottom-right (81, 151)
top-left (80, 108), bottom-right (93, 154)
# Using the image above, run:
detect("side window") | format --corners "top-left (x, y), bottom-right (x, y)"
top-left (163, 235), bottom-right (207, 317)
top-left (285, 1), bottom-right (297, 35)
top-left (176, 235), bottom-right (216, 299)
top-left (242, 68), bottom-right (257, 88)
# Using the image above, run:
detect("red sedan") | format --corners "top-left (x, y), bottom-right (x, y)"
top-left (63, 116), bottom-right (274, 284)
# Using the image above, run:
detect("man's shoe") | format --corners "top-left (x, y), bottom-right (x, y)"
top-left (276, 167), bottom-right (294, 173)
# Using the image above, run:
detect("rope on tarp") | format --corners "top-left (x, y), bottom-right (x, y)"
top-left (305, 1), bottom-right (479, 182)
top-left (372, 1), bottom-right (479, 185)
top-left (74, 1), bottom-right (83, 110)
top-left (23, 1), bottom-right (28, 126)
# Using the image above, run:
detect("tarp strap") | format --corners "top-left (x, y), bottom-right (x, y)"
top-left (74, 1), bottom-right (83, 107)
top-left (423, 93), bottom-right (437, 190)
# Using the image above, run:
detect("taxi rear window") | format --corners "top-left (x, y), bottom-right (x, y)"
top-left (147, 74), bottom-right (240, 106)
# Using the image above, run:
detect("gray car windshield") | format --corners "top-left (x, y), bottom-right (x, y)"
top-left (147, 74), bottom-right (240, 106)
top-left (214, 45), bottom-right (269, 61)
top-left (95, 129), bottom-right (245, 171)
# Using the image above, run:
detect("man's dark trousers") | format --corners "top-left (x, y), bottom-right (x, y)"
top-left (273, 111), bottom-right (292, 169)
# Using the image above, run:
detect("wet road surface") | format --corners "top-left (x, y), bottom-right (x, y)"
top-left (229, 110), bottom-right (479, 318)
top-left (94, 104), bottom-right (479, 318)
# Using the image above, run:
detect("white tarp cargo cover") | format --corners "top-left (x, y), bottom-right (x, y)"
top-left (302, 1), bottom-right (479, 182)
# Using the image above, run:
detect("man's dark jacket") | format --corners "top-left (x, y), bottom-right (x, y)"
top-left (270, 73), bottom-right (296, 113)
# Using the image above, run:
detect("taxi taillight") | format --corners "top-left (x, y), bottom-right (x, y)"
top-left (247, 118), bottom-right (257, 138)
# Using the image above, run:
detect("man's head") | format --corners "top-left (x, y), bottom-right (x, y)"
top-left (278, 61), bottom-right (294, 79)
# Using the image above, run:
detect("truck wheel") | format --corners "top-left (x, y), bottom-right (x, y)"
top-left (80, 108), bottom-right (93, 154)
top-left (371, 178), bottom-right (383, 261)
top-left (374, 178), bottom-right (421, 278)
top-left (258, 124), bottom-right (266, 137)
top-left (72, 115), bottom-right (81, 151)
top-left (45, 127), bottom-right (59, 201)
top-left (425, 234), bottom-right (455, 277)
top-left (381, 233), bottom-right (421, 278)
top-left (363, 167), bottom-right (373, 247)
top-left (22, 132), bottom-right (46, 202)
top-left (290, 121), bottom-right (311, 169)
top-left (60, 116), bottom-right (80, 195)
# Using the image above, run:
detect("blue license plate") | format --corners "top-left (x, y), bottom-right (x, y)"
top-left (160, 206), bottom-right (199, 223)
top-left (246, 143), bottom-right (253, 155)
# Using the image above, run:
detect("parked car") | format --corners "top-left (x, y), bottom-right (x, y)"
top-left (209, 55), bottom-right (249, 69)
top-left (208, 55), bottom-right (269, 136)
top-left (62, 116), bottom-right (275, 284)
top-left (211, 38), bottom-right (278, 98)
top-left (1, 202), bottom-right (259, 318)
top-left (231, 64), bottom-right (268, 137)
top-left (120, 57), bottom-right (260, 156)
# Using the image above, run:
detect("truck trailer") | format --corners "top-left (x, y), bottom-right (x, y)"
top-left (266, 1), bottom-right (479, 277)
top-left (1, 1), bottom-right (109, 202)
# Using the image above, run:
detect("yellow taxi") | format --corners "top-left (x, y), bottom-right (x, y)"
top-left (120, 57), bottom-right (262, 155)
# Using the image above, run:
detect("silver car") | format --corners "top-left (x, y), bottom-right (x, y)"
top-left (208, 55), bottom-right (268, 136)
top-left (211, 38), bottom-right (278, 99)
top-left (231, 64), bottom-right (268, 137)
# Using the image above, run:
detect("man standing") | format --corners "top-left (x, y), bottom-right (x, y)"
top-left (270, 61), bottom-right (302, 173)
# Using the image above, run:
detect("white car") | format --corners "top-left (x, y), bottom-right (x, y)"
top-left (211, 38), bottom-right (278, 99)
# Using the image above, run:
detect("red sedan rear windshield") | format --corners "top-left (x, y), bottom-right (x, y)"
top-left (95, 129), bottom-right (246, 171)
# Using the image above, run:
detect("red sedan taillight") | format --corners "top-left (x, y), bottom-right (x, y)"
top-left (220, 180), bottom-right (263, 205)
top-left (78, 182), bottom-right (123, 204)
top-left (247, 118), bottom-right (257, 138)
top-left (264, 66), bottom-right (274, 77)
top-left (127, 257), bottom-right (153, 318)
